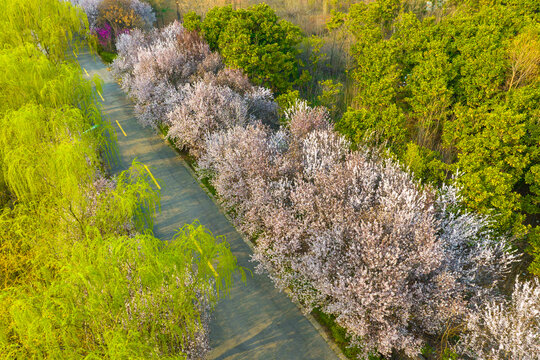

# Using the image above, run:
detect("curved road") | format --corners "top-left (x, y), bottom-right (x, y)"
top-left (76, 50), bottom-right (341, 360)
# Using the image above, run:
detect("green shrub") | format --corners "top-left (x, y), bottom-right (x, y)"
top-left (99, 49), bottom-right (117, 63)
top-left (276, 89), bottom-right (301, 121)
top-left (403, 142), bottom-right (448, 184)
top-left (199, 4), bottom-right (303, 94)
top-left (183, 11), bottom-right (201, 32)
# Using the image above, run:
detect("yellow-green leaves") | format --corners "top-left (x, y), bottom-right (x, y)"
top-left (0, 1), bottom-right (240, 358)
top-left (0, 0), bottom-right (88, 62)
top-left (341, 0), bottom-right (540, 258)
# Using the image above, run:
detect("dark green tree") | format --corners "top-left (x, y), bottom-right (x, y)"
top-left (198, 4), bottom-right (303, 94)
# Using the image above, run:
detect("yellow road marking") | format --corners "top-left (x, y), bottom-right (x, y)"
top-left (115, 120), bottom-right (127, 137)
top-left (72, 49), bottom-right (78, 58)
top-left (193, 241), bottom-right (219, 278)
top-left (83, 67), bottom-right (89, 77)
top-left (97, 90), bottom-right (105, 102)
top-left (207, 260), bottom-right (219, 278)
top-left (144, 164), bottom-right (161, 190)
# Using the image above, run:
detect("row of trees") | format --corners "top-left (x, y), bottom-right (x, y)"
top-left (112, 22), bottom-right (277, 142)
top-left (110, 19), bottom-right (539, 358)
top-left (0, 0), bottom-right (240, 358)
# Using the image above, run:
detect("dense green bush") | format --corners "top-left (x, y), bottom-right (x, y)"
top-left (183, 11), bottom-right (201, 32)
top-left (195, 4), bottom-right (303, 94)
top-left (336, 0), bottom-right (540, 267)
top-left (98, 48), bottom-right (118, 63)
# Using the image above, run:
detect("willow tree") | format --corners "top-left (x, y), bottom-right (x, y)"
top-left (0, 0), bottom-right (89, 62)
top-left (0, 0), bottom-right (242, 358)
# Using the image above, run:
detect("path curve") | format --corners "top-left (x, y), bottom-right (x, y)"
top-left (76, 50), bottom-right (341, 360)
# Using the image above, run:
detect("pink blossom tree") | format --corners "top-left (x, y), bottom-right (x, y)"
top-left (200, 102), bottom-right (518, 357)
top-left (112, 22), bottom-right (221, 129)
top-left (166, 81), bottom-right (253, 158)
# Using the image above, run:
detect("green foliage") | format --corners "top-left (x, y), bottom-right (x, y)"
top-left (311, 309), bottom-right (365, 360)
top-left (445, 105), bottom-right (532, 236)
top-left (183, 11), bottom-right (201, 32)
top-left (200, 5), bottom-right (234, 50)
top-left (337, 106), bottom-right (407, 151)
top-left (326, 10), bottom-right (346, 31)
top-left (403, 142), bottom-right (448, 184)
top-left (1, 218), bottom-right (239, 358)
top-left (0, 0), bottom-right (89, 63)
top-left (295, 35), bottom-right (324, 101)
top-left (0, 0), bottom-right (241, 357)
top-left (199, 4), bottom-right (303, 94)
top-left (340, 0), bottom-right (540, 260)
top-left (421, 344), bottom-right (434, 356)
top-left (275, 89), bottom-right (301, 120)
top-left (527, 227), bottom-right (540, 276)
top-left (317, 79), bottom-right (343, 115)
top-left (98, 46), bottom-right (118, 63)
top-left (441, 348), bottom-right (460, 360)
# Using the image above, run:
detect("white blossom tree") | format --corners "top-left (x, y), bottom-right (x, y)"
top-left (459, 278), bottom-right (540, 360)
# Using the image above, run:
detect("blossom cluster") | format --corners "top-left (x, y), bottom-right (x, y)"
top-left (94, 22), bottom-right (112, 46)
top-left (112, 22), bottom-right (277, 152)
top-left (199, 105), bottom-right (519, 356)
top-left (459, 277), bottom-right (540, 359)
top-left (112, 21), bottom-right (534, 358)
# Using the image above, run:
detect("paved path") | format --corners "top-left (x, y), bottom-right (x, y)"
top-left (76, 50), bottom-right (340, 360)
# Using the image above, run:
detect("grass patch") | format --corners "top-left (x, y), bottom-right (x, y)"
top-left (311, 308), bottom-right (382, 360)
top-left (199, 176), bottom-right (217, 197)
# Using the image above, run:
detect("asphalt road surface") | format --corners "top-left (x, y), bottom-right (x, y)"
top-left (76, 49), bottom-right (340, 360)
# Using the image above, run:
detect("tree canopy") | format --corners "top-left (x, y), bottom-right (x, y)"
top-left (189, 4), bottom-right (303, 94)
top-left (335, 0), bottom-right (540, 272)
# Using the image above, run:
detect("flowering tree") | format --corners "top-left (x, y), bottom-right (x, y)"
top-left (167, 81), bottom-right (252, 158)
top-left (129, 0), bottom-right (155, 29)
top-left (112, 28), bottom-right (149, 87)
top-left (69, 0), bottom-right (155, 31)
top-left (198, 123), bottom-right (285, 234)
top-left (459, 278), bottom-right (540, 359)
top-left (200, 69), bottom-right (277, 123)
top-left (97, 0), bottom-right (143, 42)
top-left (112, 22), bottom-right (231, 130)
top-left (127, 25), bottom-right (187, 127)
top-left (112, 21), bottom-right (278, 143)
top-left (199, 102), bottom-right (518, 357)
